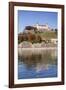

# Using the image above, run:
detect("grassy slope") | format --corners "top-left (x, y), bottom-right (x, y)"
top-left (36, 31), bottom-right (57, 39)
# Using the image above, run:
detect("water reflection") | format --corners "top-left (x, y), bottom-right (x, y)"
top-left (18, 49), bottom-right (57, 79)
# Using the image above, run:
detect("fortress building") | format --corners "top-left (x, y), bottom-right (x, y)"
top-left (34, 23), bottom-right (51, 32)
top-left (24, 23), bottom-right (52, 33)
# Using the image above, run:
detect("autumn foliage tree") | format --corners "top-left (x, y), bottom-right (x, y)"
top-left (18, 32), bottom-right (42, 44)
top-left (18, 25), bottom-right (42, 44)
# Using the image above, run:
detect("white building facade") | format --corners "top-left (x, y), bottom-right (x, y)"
top-left (34, 24), bottom-right (51, 32)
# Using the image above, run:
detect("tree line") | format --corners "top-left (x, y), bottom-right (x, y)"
top-left (18, 33), bottom-right (42, 44)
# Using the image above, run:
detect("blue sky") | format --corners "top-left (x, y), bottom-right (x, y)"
top-left (18, 10), bottom-right (58, 33)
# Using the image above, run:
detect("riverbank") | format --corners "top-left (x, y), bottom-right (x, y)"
top-left (18, 47), bottom-right (57, 50)
top-left (18, 41), bottom-right (57, 48)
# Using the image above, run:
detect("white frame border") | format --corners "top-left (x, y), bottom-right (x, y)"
top-left (14, 6), bottom-right (62, 84)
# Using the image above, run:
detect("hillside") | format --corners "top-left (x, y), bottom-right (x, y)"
top-left (36, 31), bottom-right (57, 39)
top-left (18, 30), bottom-right (57, 44)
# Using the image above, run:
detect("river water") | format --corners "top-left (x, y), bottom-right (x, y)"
top-left (18, 49), bottom-right (57, 79)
